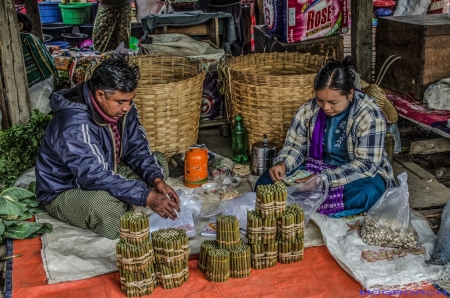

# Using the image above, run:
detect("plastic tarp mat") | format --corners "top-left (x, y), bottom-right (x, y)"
top-left (311, 212), bottom-right (445, 290)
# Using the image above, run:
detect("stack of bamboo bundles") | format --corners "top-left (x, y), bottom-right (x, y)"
top-left (199, 215), bottom-right (251, 282)
top-left (248, 183), bottom-right (305, 269)
top-left (116, 212), bottom-right (156, 297)
top-left (151, 228), bottom-right (190, 289)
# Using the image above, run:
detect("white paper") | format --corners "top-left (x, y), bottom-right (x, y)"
top-left (149, 207), bottom-right (196, 238)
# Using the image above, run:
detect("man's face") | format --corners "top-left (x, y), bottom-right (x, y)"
top-left (95, 90), bottom-right (135, 120)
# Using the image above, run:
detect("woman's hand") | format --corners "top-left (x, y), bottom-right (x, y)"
top-left (295, 174), bottom-right (317, 184)
top-left (269, 162), bottom-right (287, 182)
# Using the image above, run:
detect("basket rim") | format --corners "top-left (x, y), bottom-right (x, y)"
top-left (130, 55), bottom-right (207, 88)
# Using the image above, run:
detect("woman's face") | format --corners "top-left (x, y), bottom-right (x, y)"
top-left (315, 88), bottom-right (354, 117)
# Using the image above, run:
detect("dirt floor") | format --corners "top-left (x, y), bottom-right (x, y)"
top-left (397, 118), bottom-right (450, 188)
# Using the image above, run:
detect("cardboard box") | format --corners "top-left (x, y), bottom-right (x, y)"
top-left (54, 56), bottom-right (73, 71)
top-left (264, 0), bottom-right (348, 43)
top-left (254, 25), bottom-right (344, 60)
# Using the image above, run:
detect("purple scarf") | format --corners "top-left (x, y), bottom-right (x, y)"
top-left (305, 109), bottom-right (345, 215)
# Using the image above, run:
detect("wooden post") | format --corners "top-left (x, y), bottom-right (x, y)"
top-left (351, 0), bottom-right (373, 82)
top-left (24, 0), bottom-right (43, 41)
top-left (0, 0), bottom-right (32, 128)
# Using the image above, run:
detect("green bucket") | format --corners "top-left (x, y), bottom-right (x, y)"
top-left (59, 3), bottom-right (92, 25)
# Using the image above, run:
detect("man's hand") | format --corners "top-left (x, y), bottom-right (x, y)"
top-left (152, 178), bottom-right (180, 206)
top-left (146, 191), bottom-right (181, 220)
top-left (269, 162), bottom-right (287, 182)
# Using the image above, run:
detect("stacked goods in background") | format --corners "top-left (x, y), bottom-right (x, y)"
top-left (198, 215), bottom-right (251, 282)
top-left (248, 182), bottom-right (305, 269)
top-left (151, 228), bottom-right (190, 289)
top-left (116, 212), bottom-right (156, 297)
top-left (264, 0), bottom-right (348, 43)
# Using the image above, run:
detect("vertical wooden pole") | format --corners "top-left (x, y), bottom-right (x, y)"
top-left (351, 0), bottom-right (373, 82)
top-left (24, 0), bottom-right (44, 41)
top-left (0, 0), bottom-right (32, 128)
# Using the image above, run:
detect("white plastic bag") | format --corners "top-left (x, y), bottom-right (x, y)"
top-left (428, 200), bottom-right (450, 265)
top-left (29, 76), bottom-right (54, 114)
top-left (424, 78), bottom-right (450, 111)
top-left (286, 174), bottom-right (329, 226)
top-left (394, 0), bottom-right (432, 15)
top-left (361, 172), bottom-right (418, 249)
top-left (177, 189), bottom-right (202, 223)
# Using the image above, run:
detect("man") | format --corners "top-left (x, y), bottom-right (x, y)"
top-left (93, 0), bottom-right (132, 52)
top-left (35, 58), bottom-right (180, 239)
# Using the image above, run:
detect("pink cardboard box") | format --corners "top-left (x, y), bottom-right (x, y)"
top-left (264, 0), bottom-right (349, 43)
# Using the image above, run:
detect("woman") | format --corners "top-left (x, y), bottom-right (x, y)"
top-left (93, 0), bottom-right (132, 52)
top-left (17, 12), bottom-right (57, 88)
top-left (255, 56), bottom-right (396, 218)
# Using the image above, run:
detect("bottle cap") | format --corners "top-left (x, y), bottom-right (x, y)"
top-left (236, 115), bottom-right (242, 121)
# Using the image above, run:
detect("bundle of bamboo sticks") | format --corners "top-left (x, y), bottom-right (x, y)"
top-left (117, 212), bottom-right (156, 297)
top-left (276, 203), bottom-right (305, 242)
top-left (246, 210), bottom-right (276, 245)
top-left (277, 238), bottom-right (304, 264)
top-left (119, 211), bottom-right (150, 244)
top-left (229, 244), bottom-right (251, 278)
top-left (116, 241), bottom-right (154, 273)
top-left (255, 182), bottom-right (287, 218)
top-left (250, 243), bottom-right (278, 269)
top-left (198, 240), bottom-right (217, 273)
top-left (206, 249), bottom-right (231, 282)
top-left (151, 228), bottom-right (190, 289)
top-left (119, 266), bottom-right (156, 297)
top-left (216, 215), bottom-right (242, 250)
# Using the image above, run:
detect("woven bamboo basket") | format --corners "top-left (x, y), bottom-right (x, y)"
top-left (220, 52), bottom-right (327, 152)
top-left (129, 55), bottom-right (206, 159)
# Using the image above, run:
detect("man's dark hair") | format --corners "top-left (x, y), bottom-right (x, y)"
top-left (17, 12), bottom-right (32, 33)
top-left (90, 58), bottom-right (140, 97)
top-left (313, 56), bottom-right (357, 96)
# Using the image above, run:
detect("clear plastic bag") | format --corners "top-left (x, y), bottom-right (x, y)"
top-left (29, 76), bottom-right (55, 114)
top-left (427, 200), bottom-right (450, 265)
top-left (361, 172), bottom-right (418, 249)
top-left (200, 192), bottom-right (256, 231)
top-left (176, 189), bottom-right (202, 223)
top-left (286, 174), bottom-right (329, 226)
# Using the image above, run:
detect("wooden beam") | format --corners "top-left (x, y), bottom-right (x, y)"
top-left (24, 0), bottom-right (43, 41)
top-left (410, 138), bottom-right (450, 154)
top-left (351, 0), bottom-right (373, 82)
top-left (0, 0), bottom-right (32, 127)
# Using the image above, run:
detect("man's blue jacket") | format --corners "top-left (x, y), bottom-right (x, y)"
top-left (35, 81), bottom-right (164, 207)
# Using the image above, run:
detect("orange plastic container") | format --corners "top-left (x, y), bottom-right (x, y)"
top-left (184, 146), bottom-right (208, 188)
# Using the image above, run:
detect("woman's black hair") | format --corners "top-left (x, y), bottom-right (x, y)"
top-left (17, 12), bottom-right (32, 33)
top-left (90, 58), bottom-right (140, 97)
top-left (313, 56), bottom-right (358, 96)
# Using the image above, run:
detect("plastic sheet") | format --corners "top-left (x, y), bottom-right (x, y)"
top-left (428, 200), bottom-right (450, 265)
top-left (286, 174), bottom-right (329, 226)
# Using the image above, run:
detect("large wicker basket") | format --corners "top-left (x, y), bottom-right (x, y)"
top-left (220, 52), bottom-right (327, 152)
top-left (129, 55), bottom-right (206, 158)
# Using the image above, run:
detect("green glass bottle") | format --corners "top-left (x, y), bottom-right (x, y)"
top-left (232, 115), bottom-right (249, 164)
